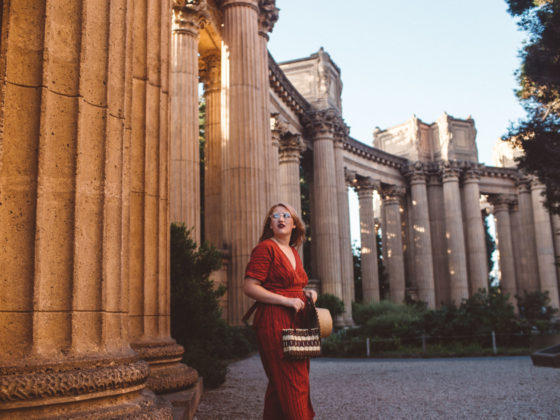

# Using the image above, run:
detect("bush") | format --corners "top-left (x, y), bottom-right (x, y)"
top-left (352, 300), bottom-right (425, 339)
top-left (316, 293), bottom-right (345, 318)
top-left (516, 290), bottom-right (558, 333)
top-left (170, 223), bottom-right (257, 388)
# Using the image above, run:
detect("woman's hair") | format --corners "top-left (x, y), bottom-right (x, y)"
top-left (259, 203), bottom-right (306, 247)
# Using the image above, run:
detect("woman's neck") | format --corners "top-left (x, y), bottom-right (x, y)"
top-left (272, 235), bottom-right (290, 247)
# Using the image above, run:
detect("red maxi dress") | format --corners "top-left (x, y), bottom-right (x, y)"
top-left (245, 238), bottom-right (315, 420)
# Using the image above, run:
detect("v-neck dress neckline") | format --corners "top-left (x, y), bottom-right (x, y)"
top-left (270, 238), bottom-right (297, 272)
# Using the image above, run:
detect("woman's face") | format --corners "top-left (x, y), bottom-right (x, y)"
top-left (269, 206), bottom-right (295, 238)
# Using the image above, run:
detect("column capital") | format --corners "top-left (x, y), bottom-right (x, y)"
top-left (173, 0), bottom-right (208, 34)
top-left (462, 161), bottom-right (483, 183)
top-left (488, 194), bottom-right (516, 213)
top-left (219, 0), bottom-right (259, 12)
top-left (354, 177), bottom-right (379, 198)
top-left (303, 108), bottom-right (345, 140)
top-left (279, 133), bottom-right (305, 163)
top-left (334, 122), bottom-right (350, 149)
top-left (402, 161), bottom-right (428, 185)
top-left (516, 176), bottom-right (532, 193)
top-left (270, 113), bottom-right (288, 147)
top-left (345, 168), bottom-right (357, 186)
top-left (380, 184), bottom-right (406, 203)
top-left (258, 0), bottom-right (279, 36)
top-left (199, 54), bottom-right (221, 91)
top-left (439, 160), bottom-right (462, 181)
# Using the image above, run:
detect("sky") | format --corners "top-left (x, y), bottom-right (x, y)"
top-left (267, 0), bottom-right (526, 247)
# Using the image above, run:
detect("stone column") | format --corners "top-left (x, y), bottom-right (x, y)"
top-left (355, 179), bottom-right (380, 303)
top-left (462, 164), bottom-right (489, 293)
top-left (335, 130), bottom-right (355, 324)
top-left (489, 195), bottom-right (517, 304)
top-left (170, 0), bottom-right (202, 242)
top-left (441, 161), bottom-right (469, 304)
top-left (404, 162), bottom-right (436, 308)
top-left (128, 0), bottom-right (198, 397)
top-left (278, 132), bottom-right (305, 216)
top-left (551, 214), bottom-right (560, 288)
top-left (200, 54), bottom-right (222, 248)
top-left (531, 180), bottom-right (560, 308)
top-left (258, 1), bottom-right (279, 206)
top-left (428, 172), bottom-right (449, 305)
top-left (516, 178), bottom-right (540, 292)
top-left (305, 108), bottom-right (343, 299)
top-left (0, 2), bottom-right (169, 417)
top-left (380, 185), bottom-right (406, 304)
top-left (221, 0), bottom-right (268, 324)
top-left (510, 199), bottom-right (524, 295)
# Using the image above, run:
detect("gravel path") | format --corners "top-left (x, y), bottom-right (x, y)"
top-left (194, 354), bottom-right (560, 419)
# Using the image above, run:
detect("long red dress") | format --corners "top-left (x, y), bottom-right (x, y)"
top-left (245, 238), bottom-right (315, 420)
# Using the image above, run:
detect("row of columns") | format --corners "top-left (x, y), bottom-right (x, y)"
top-left (351, 161), bottom-right (560, 310)
top-left (1, 1), bottom-right (194, 417)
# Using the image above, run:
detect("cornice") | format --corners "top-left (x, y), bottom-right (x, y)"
top-left (268, 52), bottom-right (311, 116)
top-left (342, 136), bottom-right (407, 170)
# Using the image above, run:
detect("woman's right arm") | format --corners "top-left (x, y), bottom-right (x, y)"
top-left (243, 277), bottom-right (305, 312)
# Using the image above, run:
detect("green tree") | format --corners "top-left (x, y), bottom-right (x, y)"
top-left (504, 0), bottom-right (560, 214)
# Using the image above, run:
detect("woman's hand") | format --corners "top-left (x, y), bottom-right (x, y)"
top-left (304, 289), bottom-right (318, 304)
top-left (284, 297), bottom-right (306, 312)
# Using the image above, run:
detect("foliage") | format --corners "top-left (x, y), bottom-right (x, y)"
top-left (352, 300), bottom-right (426, 339)
top-left (316, 293), bottom-right (345, 318)
top-left (170, 223), bottom-right (256, 388)
top-left (504, 0), bottom-right (560, 214)
top-left (516, 289), bottom-right (558, 332)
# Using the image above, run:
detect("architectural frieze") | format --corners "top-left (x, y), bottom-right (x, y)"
top-left (479, 165), bottom-right (520, 180)
top-left (268, 52), bottom-right (311, 115)
top-left (342, 136), bottom-right (407, 169)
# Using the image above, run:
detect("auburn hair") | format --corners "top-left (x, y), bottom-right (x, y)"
top-left (259, 203), bottom-right (306, 247)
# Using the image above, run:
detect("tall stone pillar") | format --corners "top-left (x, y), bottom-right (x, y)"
top-left (170, 0), bottom-right (202, 242)
top-left (428, 173), bottom-right (449, 305)
top-left (462, 164), bottom-right (489, 293)
top-left (531, 180), bottom-right (560, 308)
top-left (381, 185), bottom-right (406, 304)
top-left (201, 54), bottom-right (222, 248)
top-left (305, 109), bottom-right (343, 299)
top-left (356, 179), bottom-right (380, 303)
top-left (0, 2), bottom-right (169, 417)
top-left (510, 199), bottom-right (524, 295)
top-left (221, 0), bottom-right (268, 324)
top-left (278, 132), bottom-right (305, 216)
top-left (335, 132), bottom-right (355, 324)
top-left (258, 1), bottom-right (279, 206)
top-left (516, 178), bottom-right (539, 292)
top-left (489, 195), bottom-right (517, 304)
top-left (128, 0), bottom-right (198, 397)
top-left (551, 214), bottom-right (560, 288)
top-left (441, 161), bottom-right (469, 304)
top-left (404, 162), bottom-right (436, 308)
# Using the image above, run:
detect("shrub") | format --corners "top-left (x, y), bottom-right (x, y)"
top-left (170, 223), bottom-right (256, 388)
top-left (316, 293), bottom-right (345, 318)
top-left (352, 300), bottom-right (425, 339)
top-left (516, 290), bottom-right (558, 333)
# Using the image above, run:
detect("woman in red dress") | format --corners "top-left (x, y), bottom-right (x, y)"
top-left (244, 203), bottom-right (317, 420)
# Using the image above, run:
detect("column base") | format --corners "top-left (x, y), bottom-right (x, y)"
top-left (0, 354), bottom-right (171, 419)
top-left (132, 339), bottom-right (199, 394)
top-left (160, 377), bottom-right (203, 420)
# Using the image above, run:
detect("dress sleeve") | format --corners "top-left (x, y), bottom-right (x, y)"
top-left (245, 241), bottom-right (273, 283)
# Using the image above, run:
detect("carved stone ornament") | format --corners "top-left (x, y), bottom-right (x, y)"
top-left (402, 161), bottom-right (427, 184)
top-left (439, 160), bottom-right (462, 181)
top-left (173, 0), bottom-right (208, 32)
top-left (380, 184), bottom-right (406, 202)
top-left (199, 54), bottom-right (221, 90)
top-left (344, 168), bottom-right (357, 185)
top-left (0, 357), bottom-right (149, 405)
top-left (462, 161), bottom-right (482, 182)
top-left (354, 177), bottom-right (379, 198)
top-left (488, 194), bottom-right (516, 212)
top-left (279, 134), bottom-right (306, 162)
top-left (258, 0), bottom-right (279, 34)
top-left (303, 108), bottom-right (345, 139)
top-left (516, 176), bottom-right (532, 193)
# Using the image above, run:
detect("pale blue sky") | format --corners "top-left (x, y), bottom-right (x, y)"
top-left (268, 0), bottom-right (526, 247)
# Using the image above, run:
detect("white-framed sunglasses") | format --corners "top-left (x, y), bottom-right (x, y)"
top-left (271, 212), bottom-right (291, 219)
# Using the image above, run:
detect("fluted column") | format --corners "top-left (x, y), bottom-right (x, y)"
top-left (516, 178), bottom-right (539, 292)
top-left (278, 132), bottom-right (305, 215)
top-left (428, 173), bottom-right (449, 305)
top-left (0, 2), bottom-right (169, 417)
top-left (510, 199), bottom-right (524, 295)
top-left (381, 185), bottom-right (406, 304)
top-left (170, 0), bottom-right (202, 242)
top-left (531, 180), bottom-right (560, 308)
top-left (258, 1), bottom-right (279, 206)
top-left (355, 179), bottom-right (380, 303)
top-left (462, 164), bottom-right (489, 293)
top-left (441, 161), bottom-right (469, 303)
top-left (128, 0), bottom-right (198, 395)
top-left (305, 109), bottom-right (343, 299)
top-left (404, 162), bottom-right (436, 308)
top-left (335, 131), bottom-right (354, 324)
top-left (489, 195), bottom-right (517, 304)
top-left (201, 54), bottom-right (222, 248)
top-left (221, 0), bottom-right (268, 324)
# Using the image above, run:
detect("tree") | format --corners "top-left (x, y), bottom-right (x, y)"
top-left (504, 0), bottom-right (560, 214)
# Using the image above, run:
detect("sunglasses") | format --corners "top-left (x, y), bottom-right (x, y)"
top-left (271, 212), bottom-right (292, 219)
